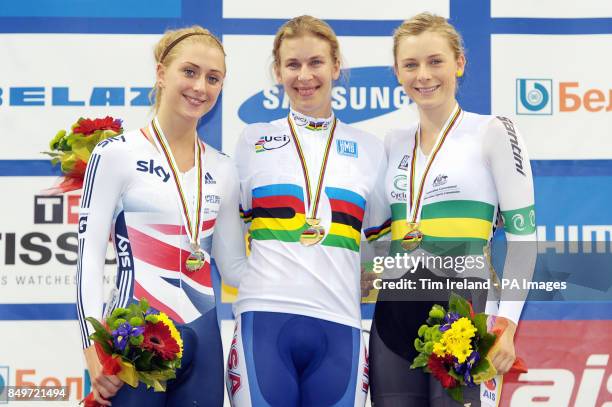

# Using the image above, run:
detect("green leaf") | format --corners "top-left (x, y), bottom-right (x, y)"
top-left (428, 304), bottom-right (446, 321)
top-left (130, 335), bottom-right (144, 346)
top-left (414, 338), bottom-right (425, 352)
top-left (447, 386), bottom-right (464, 403)
top-left (135, 351), bottom-right (154, 371)
top-left (430, 327), bottom-right (442, 342)
top-left (89, 334), bottom-right (112, 354)
top-left (112, 318), bottom-right (127, 330)
top-left (111, 308), bottom-right (129, 318)
top-left (473, 313), bottom-right (488, 337)
top-left (85, 317), bottom-right (109, 334)
top-left (139, 298), bottom-right (150, 312)
top-left (138, 373), bottom-right (156, 389)
top-left (86, 318), bottom-right (112, 344)
top-left (472, 358), bottom-right (497, 384)
top-left (417, 324), bottom-right (429, 338)
top-left (447, 368), bottom-right (463, 382)
top-left (128, 303), bottom-right (140, 314)
top-left (448, 293), bottom-right (471, 317)
top-left (145, 314), bottom-right (159, 324)
top-left (410, 353), bottom-right (429, 369)
top-left (477, 333), bottom-right (497, 358)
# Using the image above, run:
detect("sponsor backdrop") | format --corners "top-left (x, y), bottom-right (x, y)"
top-left (1, 0), bottom-right (611, 405)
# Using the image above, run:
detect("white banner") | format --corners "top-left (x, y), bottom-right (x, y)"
top-left (491, 0), bottom-right (612, 18)
top-left (0, 177), bottom-right (115, 303)
top-left (222, 0), bottom-right (449, 20)
top-left (491, 34), bottom-right (612, 159)
top-left (0, 34), bottom-right (157, 160)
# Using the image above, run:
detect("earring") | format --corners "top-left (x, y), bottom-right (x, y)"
top-left (456, 69), bottom-right (464, 78)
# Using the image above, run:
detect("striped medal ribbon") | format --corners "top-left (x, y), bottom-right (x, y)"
top-left (150, 117), bottom-right (205, 271)
top-left (287, 114), bottom-right (337, 246)
top-left (403, 104), bottom-right (462, 251)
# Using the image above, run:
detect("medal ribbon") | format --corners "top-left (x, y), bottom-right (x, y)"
top-left (407, 104), bottom-right (462, 224)
top-left (287, 115), bottom-right (337, 220)
top-left (150, 117), bottom-right (204, 248)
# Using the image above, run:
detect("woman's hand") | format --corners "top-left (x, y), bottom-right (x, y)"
top-left (489, 317), bottom-right (517, 375)
top-left (83, 346), bottom-right (123, 406)
top-left (361, 268), bottom-right (377, 298)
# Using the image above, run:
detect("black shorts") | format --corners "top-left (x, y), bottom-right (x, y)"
top-left (369, 268), bottom-right (487, 407)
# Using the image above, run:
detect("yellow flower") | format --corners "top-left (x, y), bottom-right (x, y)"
top-left (157, 312), bottom-right (183, 358)
top-left (433, 340), bottom-right (447, 357)
top-left (434, 318), bottom-right (477, 363)
top-left (451, 317), bottom-right (477, 339)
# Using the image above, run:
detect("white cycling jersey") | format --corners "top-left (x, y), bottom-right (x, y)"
top-left (234, 110), bottom-right (391, 329)
top-left (385, 109), bottom-right (537, 323)
top-left (76, 129), bottom-right (246, 348)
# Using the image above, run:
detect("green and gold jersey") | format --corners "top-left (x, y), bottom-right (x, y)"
top-left (385, 110), bottom-right (536, 322)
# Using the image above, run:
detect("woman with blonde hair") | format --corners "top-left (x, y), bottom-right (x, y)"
top-left (370, 13), bottom-right (536, 406)
top-left (226, 15), bottom-right (391, 407)
top-left (77, 26), bottom-right (246, 406)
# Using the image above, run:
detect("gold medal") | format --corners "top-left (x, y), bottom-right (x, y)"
top-left (288, 113), bottom-right (337, 247)
top-left (300, 218), bottom-right (325, 246)
top-left (401, 222), bottom-right (423, 251)
top-left (404, 105), bottom-right (462, 249)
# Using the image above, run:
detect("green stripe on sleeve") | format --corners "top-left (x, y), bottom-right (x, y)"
top-left (501, 205), bottom-right (536, 235)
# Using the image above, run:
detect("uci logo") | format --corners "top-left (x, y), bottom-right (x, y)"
top-left (516, 79), bottom-right (553, 115)
top-left (254, 135), bottom-right (290, 153)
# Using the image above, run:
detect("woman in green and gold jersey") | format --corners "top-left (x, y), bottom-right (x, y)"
top-left (369, 12), bottom-right (537, 407)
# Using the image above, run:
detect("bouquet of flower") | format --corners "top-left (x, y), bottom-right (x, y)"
top-left (410, 293), bottom-right (526, 403)
top-left (82, 298), bottom-right (182, 406)
top-left (44, 116), bottom-right (123, 194)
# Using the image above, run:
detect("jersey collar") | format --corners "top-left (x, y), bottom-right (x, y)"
top-left (289, 108), bottom-right (334, 132)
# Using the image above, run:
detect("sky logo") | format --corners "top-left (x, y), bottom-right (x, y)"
top-left (516, 79), bottom-right (553, 115)
top-left (238, 66), bottom-right (411, 124)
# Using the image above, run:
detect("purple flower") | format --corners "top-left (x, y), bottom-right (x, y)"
top-left (132, 325), bottom-right (145, 336)
top-left (439, 312), bottom-right (460, 332)
top-left (454, 350), bottom-right (480, 387)
top-left (113, 334), bottom-right (128, 351)
top-left (111, 322), bottom-right (131, 351)
top-left (111, 322), bottom-right (143, 352)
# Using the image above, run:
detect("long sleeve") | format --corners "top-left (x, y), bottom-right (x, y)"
top-left (76, 143), bottom-right (127, 348)
top-left (363, 140), bottom-right (392, 242)
top-left (483, 116), bottom-right (537, 324)
top-left (211, 159), bottom-right (247, 288)
top-left (234, 127), bottom-right (254, 233)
